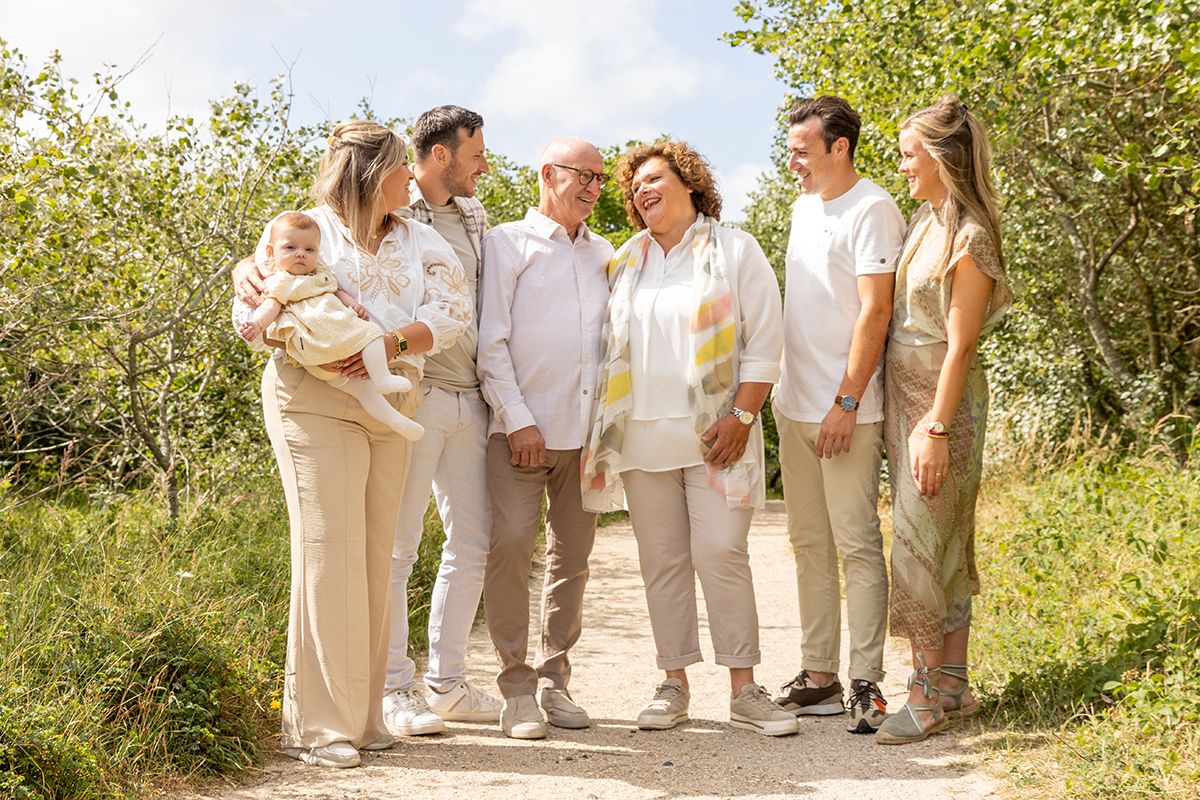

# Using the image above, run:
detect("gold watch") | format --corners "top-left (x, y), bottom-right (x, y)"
top-left (390, 330), bottom-right (408, 355)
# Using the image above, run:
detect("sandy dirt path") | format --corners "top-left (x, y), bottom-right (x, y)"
top-left (189, 501), bottom-right (1002, 800)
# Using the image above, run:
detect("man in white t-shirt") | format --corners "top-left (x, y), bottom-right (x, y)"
top-left (771, 96), bottom-right (905, 735)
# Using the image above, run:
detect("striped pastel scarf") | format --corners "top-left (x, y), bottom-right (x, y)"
top-left (581, 217), bottom-right (760, 512)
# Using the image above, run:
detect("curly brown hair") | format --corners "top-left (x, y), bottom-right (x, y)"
top-left (615, 139), bottom-right (722, 230)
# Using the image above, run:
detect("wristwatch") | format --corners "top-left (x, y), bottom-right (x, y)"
top-left (835, 394), bottom-right (859, 412)
top-left (390, 330), bottom-right (409, 355)
top-left (729, 406), bottom-right (756, 426)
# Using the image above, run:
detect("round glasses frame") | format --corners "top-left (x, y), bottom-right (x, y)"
top-left (552, 163), bottom-right (611, 188)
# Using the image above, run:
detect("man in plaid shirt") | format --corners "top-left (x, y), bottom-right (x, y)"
top-left (381, 106), bottom-right (503, 735)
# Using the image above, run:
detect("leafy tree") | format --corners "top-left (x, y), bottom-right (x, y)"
top-left (1, 41), bottom-right (319, 515)
top-left (728, 0), bottom-right (1200, 449)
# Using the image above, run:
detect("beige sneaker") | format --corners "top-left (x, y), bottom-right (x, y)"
top-left (730, 683), bottom-right (800, 736)
top-left (538, 686), bottom-right (591, 729)
top-left (501, 695), bottom-right (548, 739)
top-left (636, 678), bottom-right (690, 730)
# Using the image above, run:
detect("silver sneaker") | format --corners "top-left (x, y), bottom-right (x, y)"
top-left (382, 684), bottom-right (446, 736)
top-left (501, 694), bottom-right (547, 739)
top-left (282, 741), bottom-right (360, 768)
top-left (636, 678), bottom-right (690, 730)
top-left (538, 686), bottom-right (591, 729)
top-left (427, 679), bottom-right (502, 722)
top-left (730, 683), bottom-right (800, 737)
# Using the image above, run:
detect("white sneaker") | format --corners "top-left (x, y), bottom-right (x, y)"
top-left (283, 741), bottom-right (361, 768)
top-left (501, 695), bottom-right (547, 739)
top-left (362, 734), bottom-right (398, 751)
top-left (427, 679), bottom-right (503, 722)
top-left (382, 684), bottom-right (446, 736)
top-left (730, 683), bottom-right (800, 737)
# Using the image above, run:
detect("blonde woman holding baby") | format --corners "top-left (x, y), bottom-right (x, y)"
top-left (232, 120), bottom-right (470, 768)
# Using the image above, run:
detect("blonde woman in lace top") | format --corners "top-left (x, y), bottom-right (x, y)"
top-left (232, 121), bottom-right (469, 768)
top-left (877, 96), bottom-right (1013, 745)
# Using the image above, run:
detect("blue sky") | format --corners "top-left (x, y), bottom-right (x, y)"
top-left (2, 0), bottom-right (791, 218)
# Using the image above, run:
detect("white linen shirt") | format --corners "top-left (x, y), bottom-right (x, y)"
top-left (620, 216), bottom-right (784, 473)
top-left (477, 208), bottom-right (614, 450)
top-left (236, 206), bottom-right (471, 378)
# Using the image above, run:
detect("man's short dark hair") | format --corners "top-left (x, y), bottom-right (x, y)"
top-left (412, 105), bottom-right (485, 160)
top-left (788, 96), bottom-right (861, 160)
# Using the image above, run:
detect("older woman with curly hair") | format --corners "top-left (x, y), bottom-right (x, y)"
top-left (582, 140), bottom-right (793, 736)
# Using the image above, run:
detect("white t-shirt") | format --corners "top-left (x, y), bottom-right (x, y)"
top-left (775, 178), bottom-right (904, 424)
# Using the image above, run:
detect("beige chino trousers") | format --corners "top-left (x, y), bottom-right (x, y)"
top-left (483, 435), bottom-right (597, 698)
top-left (777, 413), bottom-right (888, 683)
top-left (623, 466), bottom-right (761, 670)
top-left (263, 355), bottom-right (418, 750)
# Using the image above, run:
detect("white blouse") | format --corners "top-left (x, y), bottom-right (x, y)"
top-left (620, 215), bottom-right (784, 473)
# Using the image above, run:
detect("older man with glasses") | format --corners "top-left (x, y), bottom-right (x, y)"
top-left (477, 136), bottom-right (614, 739)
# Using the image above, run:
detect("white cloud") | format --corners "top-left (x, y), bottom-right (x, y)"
top-left (1, 0), bottom-right (318, 128)
top-left (715, 161), bottom-right (771, 222)
top-left (453, 0), bottom-right (704, 161)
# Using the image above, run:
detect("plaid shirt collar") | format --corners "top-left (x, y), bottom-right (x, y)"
top-left (401, 181), bottom-right (487, 264)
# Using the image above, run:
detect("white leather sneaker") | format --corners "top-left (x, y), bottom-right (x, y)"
top-left (282, 741), bottom-right (361, 768)
top-left (382, 684), bottom-right (446, 735)
top-left (427, 679), bottom-right (503, 722)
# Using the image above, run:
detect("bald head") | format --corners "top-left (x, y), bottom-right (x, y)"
top-left (537, 137), bottom-right (605, 238)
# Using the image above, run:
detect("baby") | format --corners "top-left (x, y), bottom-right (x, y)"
top-left (238, 212), bottom-right (423, 440)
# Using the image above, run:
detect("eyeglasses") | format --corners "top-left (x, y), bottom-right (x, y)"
top-left (552, 164), bottom-right (611, 188)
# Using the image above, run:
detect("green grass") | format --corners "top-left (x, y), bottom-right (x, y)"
top-left (971, 453), bottom-right (1200, 798)
top-left (4, 451), bottom-right (1196, 798)
top-left (0, 481), bottom-right (446, 798)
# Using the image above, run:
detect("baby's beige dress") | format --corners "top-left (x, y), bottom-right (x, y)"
top-left (266, 265), bottom-right (382, 379)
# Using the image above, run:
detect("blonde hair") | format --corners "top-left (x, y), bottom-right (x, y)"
top-left (312, 120), bottom-right (408, 250)
top-left (269, 211), bottom-right (318, 240)
top-left (902, 95), bottom-right (1004, 278)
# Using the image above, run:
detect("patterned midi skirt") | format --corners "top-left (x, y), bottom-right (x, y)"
top-left (883, 340), bottom-right (988, 650)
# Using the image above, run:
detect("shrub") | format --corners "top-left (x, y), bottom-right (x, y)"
top-left (973, 453), bottom-right (1200, 797)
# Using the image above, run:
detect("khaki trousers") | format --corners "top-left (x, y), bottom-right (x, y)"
top-left (263, 355), bottom-right (417, 749)
top-left (777, 413), bottom-right (888, 683)
top-left (483, 435), bottom-right (597, 698)
top-left (623, 466), bottom-right (760, 670)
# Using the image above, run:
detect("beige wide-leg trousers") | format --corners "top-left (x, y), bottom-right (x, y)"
top-left (622, 466), bottom-right (760, 670)
top-left (483, 435), bottom-right (597, 698)
top-left (777, 413), bottom-right (888, 683)
top-left (262, 355), bottom-right (418, 750)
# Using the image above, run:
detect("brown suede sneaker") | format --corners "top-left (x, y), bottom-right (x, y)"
top-left (773, 670), bottom-right (845, 716)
